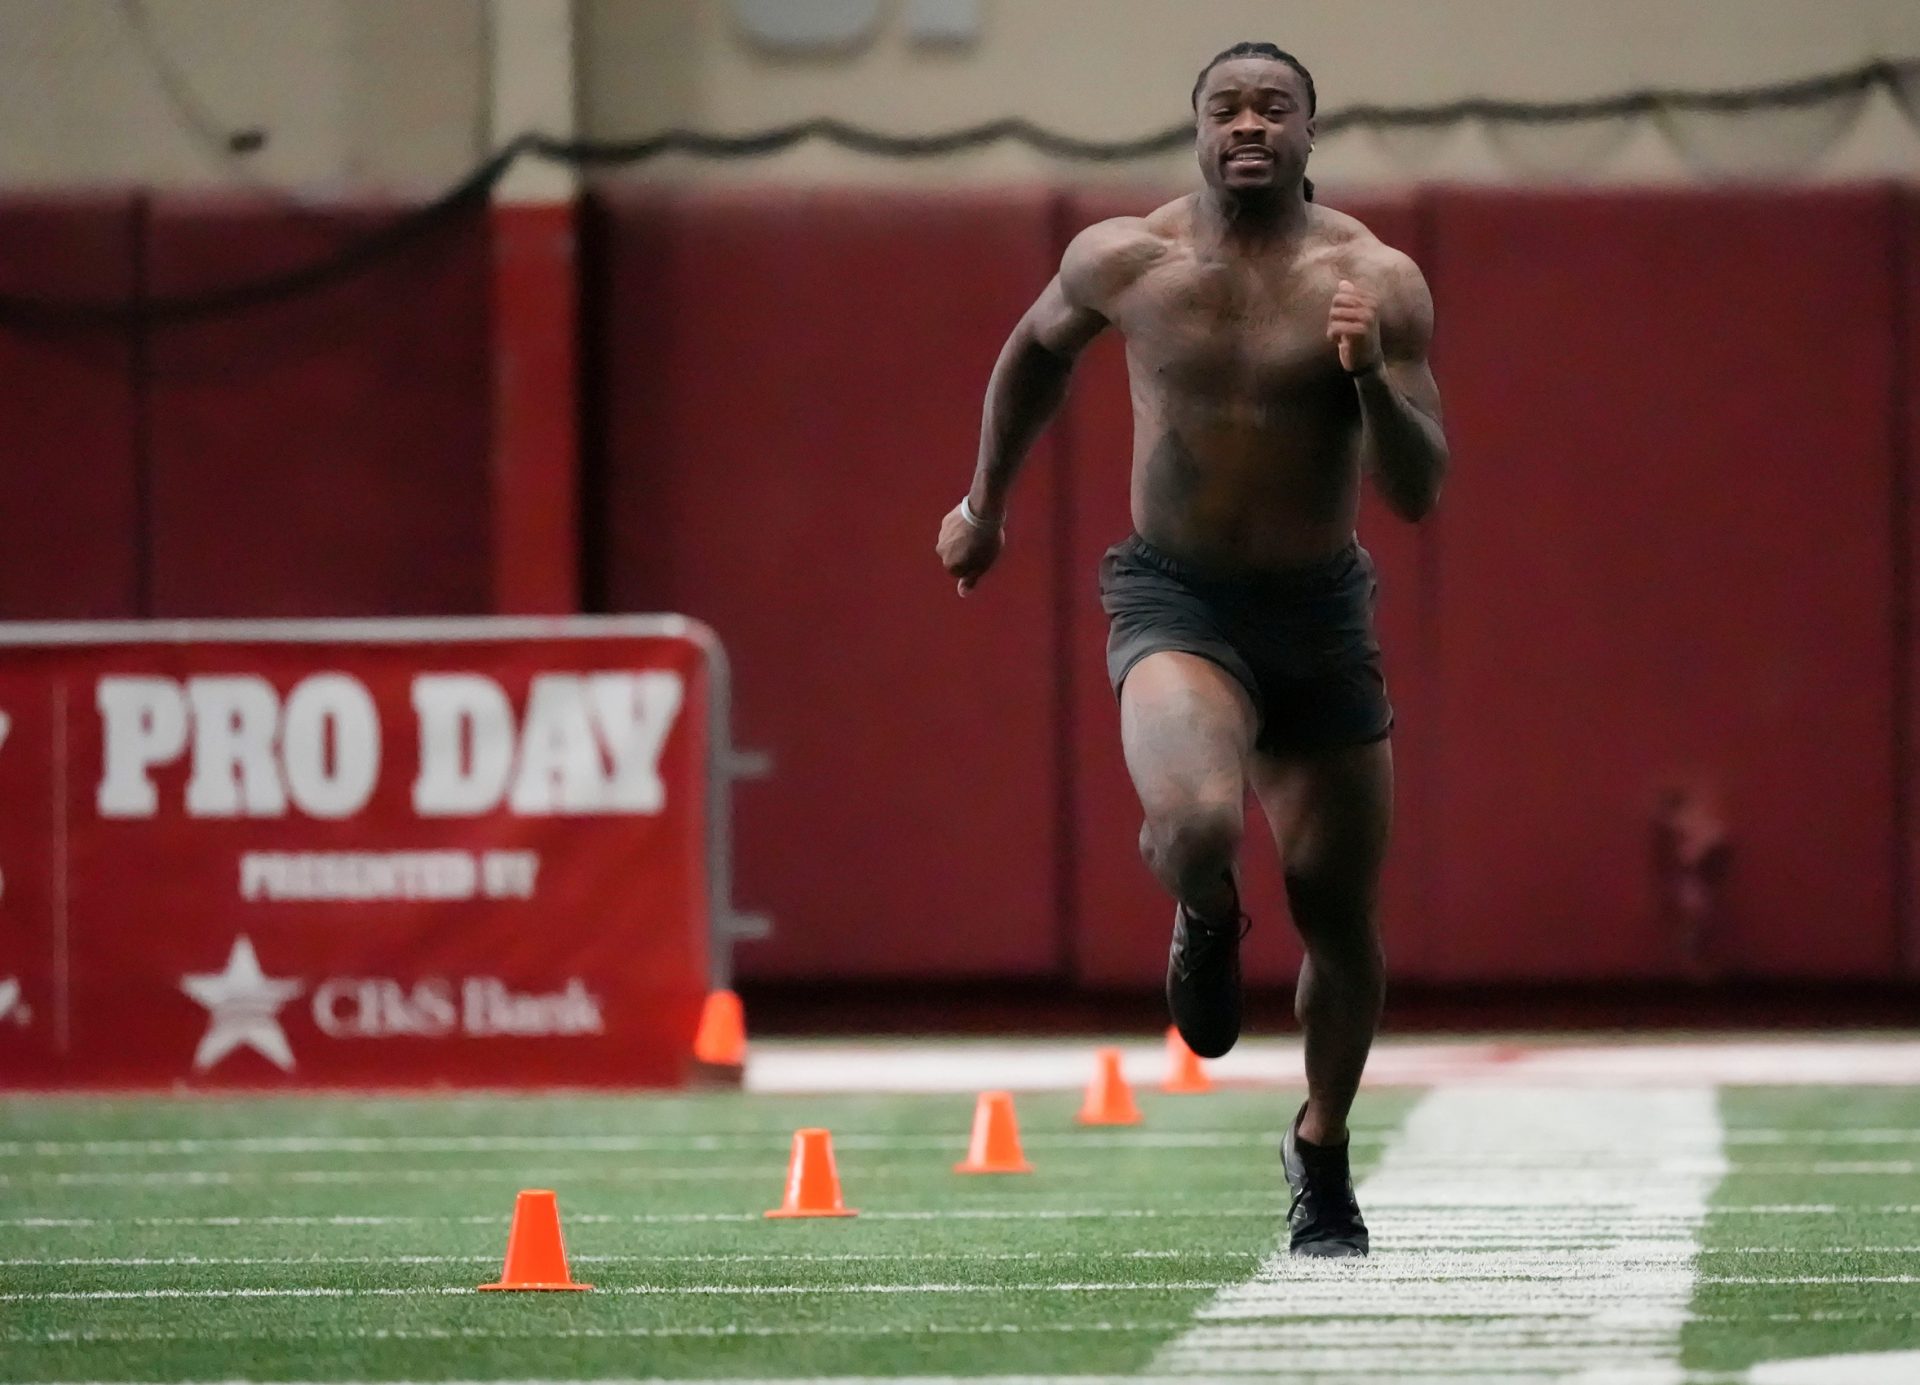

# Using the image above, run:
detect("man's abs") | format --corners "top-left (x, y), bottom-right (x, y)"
top-left (1127, 406), bottom-right (1365, 574)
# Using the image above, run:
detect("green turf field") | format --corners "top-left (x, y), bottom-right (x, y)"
top-left (2, 1073), bottom-right (1917, 1382)
top-left (1688, 1087), bottom-right (1920, 1376)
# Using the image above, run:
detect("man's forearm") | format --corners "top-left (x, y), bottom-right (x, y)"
top-left (969, 330), bottom-right (1075, 520)
top-left (1355, 370), bottom-right (1448, 522)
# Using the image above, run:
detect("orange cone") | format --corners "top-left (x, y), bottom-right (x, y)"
top-left (765, 1128), bottom-right (858, 1218)
top-left (478, 1189), bottom-right (591, 1291)
top-left (1162, 1025), bottom-right (1214, 1094)
top-left (954, 1091), bottom-right (1034, 1174)
top-left (692, 989), bottom-right (747, 1065)
top-left (1077, 1047), bottom-right (1144, 1126)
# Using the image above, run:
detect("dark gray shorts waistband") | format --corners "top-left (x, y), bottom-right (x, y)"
top-left (1118, 533), bottom-right (1363, 593)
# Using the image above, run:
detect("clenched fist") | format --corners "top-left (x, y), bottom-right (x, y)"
top-left (935, 500), bottom-right (1005, 597)
top-left (1328, 278), bottom-right (1384, 375)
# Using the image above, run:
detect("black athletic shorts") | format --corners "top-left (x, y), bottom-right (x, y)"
top-left (1099, 532), bottom-right (1394, 757)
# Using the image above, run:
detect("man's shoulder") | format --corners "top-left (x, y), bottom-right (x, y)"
top-left (1311, 205), bottom-right (1424, 285)
top-left (1059, 198), bottom-right (1190, 308)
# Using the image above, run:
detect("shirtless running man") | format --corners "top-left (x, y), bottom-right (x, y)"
top-left (935, 42), bottom-right (1448, 1257)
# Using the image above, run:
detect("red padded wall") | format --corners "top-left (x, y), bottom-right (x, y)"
top-left (144, 199), bottom-right (493, 616)
top-left (1906, 188), bottom-right (1920, 978)
top-left (490, 201), bottom-right (581, 615)
top-left (1059, 188), bottom-right (1436, 988)
top-left (592, 186), bottom-right (1065, 979)
top-left (1427, 187), bottom-right (1901, 980)
top-left (0, 196), bottom-right (142, 618)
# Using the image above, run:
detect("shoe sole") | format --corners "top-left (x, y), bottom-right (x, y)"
top-left (1165, 907), bottom-right (1242, 1059)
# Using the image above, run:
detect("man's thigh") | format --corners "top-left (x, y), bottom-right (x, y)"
top-left (1249, 738), bottom-right (1394, 913)
top-left (1119, 651), bottom-right (1258, 818)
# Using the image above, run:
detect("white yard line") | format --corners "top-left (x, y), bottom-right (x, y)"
top-left (0, 1249), bottom-right (1248, 1268)
top-left (1724, 1130), bottom-right (1920, 1144)
top-left (2, 1127), bottom-right (1907, 1162)
top-left (8, 1329), bottom-right (1164, 1347)
top-left (0, 1164), bottom-right (1098, 1188)
top-left (1750, 1350), bottom-right (1920, 1384)
top-left (15, 1243), bottom-right (1910, 1269)
top-left (746, 1038), bottom-right (1920, 1092)
top-left (0, 1280), bottom-right (1232, 1303)
top-left (1, 1287), bottom-right (477, 1301)
top-left (0, 1167), bottom-right (786, 1187)
top-left (5, 1269), bottom-right (1900, 1305)
top-left (3, 1267), bottom-right (1904, 1298)
top-left (4, 1319), bottom-right (1910, 1349)
top-left (4, 1158), bottom-right (1898, 1189)
top-left (0, 1132), bottom-right (1317, 1158)
top-left (1151, 1085), bottom-right (1726, 1379)
top-left (11, 1198), bottom-right (1920, 1229)
top-left (3, 1126), bottom-right (1911, 1162)
top-left (0, 1207), bottom-right (1283, 1229)
top-left (1726, 1204), bottom-right (1920, 1213)
top-left (5, 1204), bottom-right (1918, 1233)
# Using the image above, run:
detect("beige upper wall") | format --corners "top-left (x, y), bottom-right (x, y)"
top-left (583, 0), bottom-right (1920, 186)
top-left (0, 0), bottom-right (488, 191)
top-left (1, 0), bottom-right (1916, 191)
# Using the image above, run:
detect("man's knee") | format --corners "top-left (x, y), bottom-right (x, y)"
top-left (1284, 867), bottom-right (1384, 971)
top-left (1140, 801), bottom-right (1242, 896)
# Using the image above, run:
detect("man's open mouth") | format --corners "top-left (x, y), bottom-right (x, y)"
top-left (1226, 147), bottom-right (1273, 168)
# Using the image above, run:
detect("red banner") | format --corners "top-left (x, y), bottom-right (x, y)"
top-left (0, 618), bottom-right (713, 1088)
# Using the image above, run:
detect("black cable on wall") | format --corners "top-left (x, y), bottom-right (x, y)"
top-left (0, 56), bottom-right (1913, 330)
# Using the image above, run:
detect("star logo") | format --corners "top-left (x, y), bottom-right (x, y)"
top-left (181, 937), bottom-right (303, 1072)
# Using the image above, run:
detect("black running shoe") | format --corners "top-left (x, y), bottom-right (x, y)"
top-left (1165, 901), bottom-right (1247, 1059)
top-left (1282, 1102), bottom-right (1369, 1258)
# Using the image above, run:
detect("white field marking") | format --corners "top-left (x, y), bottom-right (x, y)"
top-left (1724, 1129), bottom-right (1920, 1144)
top-left (1381, 1243), bottom-right (1920, 1256)
top-left (5, 1125), bottom-right (1904, 1163)
top-left (6, 1327), bottom-right (1177, 1349)
top-left (9, 1203), bottom-right (1920, 1233)
top-left (0, 1345), bottom-right (1905, 1385)
top-left (6, 1157), bottom-right (1895, 1190)
top-left (1723, 1311), bottom-right (1920, 1322)
top-left (1703, 1274), bottom-right (1920, 1284)
top-left (1749, 1349), bottom-right (1920, 1384)
top-left (4, 1125), bottom-right (1914, 1162)
top-left (1703, 1246), bottom-right (1920, 1253)
top-left (1153, 1085), bottom-right (1724, 1379)
top-left (0, 1248), bottom-right (1251, 1269)
top-left (0, 1280), bottom-right (1232, 1303)
top-left (746, 1037), bottom-right (1920, 1092)
top-left (17, 1244), bottom-right (1920, 1272)
top-left (0, 1370), bottom-right (1730, 1385)
top-left (0, 1207), bottom-right (1283, 1230)
top-left (0, 1163), bottom-right (1110, 1188)
top-left (0, 1287), bottom-right (477, 1301)
top-left (1723, 1204), bottom-right (1920, 1213)
top-left (21, 1267), bottom-right (1893, 1305)
top-left (0, 1131), bottom-right (1319, 1158)
top-left (1737, 1162), bottom-right (1920, 1175)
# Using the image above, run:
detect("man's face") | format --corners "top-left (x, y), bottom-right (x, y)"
top-left (1194, 58), bottom-right (1314, 195)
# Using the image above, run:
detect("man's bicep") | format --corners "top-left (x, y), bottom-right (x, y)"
top-left (1024, 274), bottom-right (1109, 357)
top-left (1380, 258), bottom-right (1442, 420)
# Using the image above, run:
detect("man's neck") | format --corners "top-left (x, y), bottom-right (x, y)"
top-left (1197, 185), bottom-right (1309, 249)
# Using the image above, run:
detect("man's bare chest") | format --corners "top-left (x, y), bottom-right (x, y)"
top-left (1114, 254), bottom-right (1348, 393)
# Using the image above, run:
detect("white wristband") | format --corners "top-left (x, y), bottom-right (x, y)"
top-left (960, 496), bottom-right (1003, 531)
